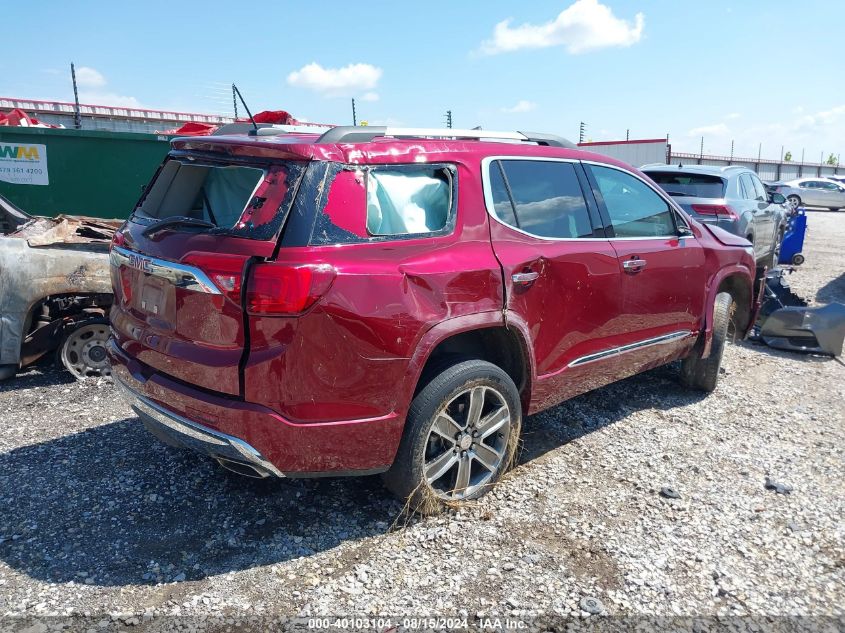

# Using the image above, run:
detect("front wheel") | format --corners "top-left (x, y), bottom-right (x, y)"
top-left (786, 194), bottom-right (801, 208)
top-left (680, 292), bottom-right (734, 392)
top-left (382, 359), bottom-right (522, 514)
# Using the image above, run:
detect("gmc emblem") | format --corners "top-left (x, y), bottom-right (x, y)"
top-left (128, 253), bottom-right (152, 274)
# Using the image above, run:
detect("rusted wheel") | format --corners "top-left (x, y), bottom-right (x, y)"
top-left (59, 319), bottom-right (111, 380)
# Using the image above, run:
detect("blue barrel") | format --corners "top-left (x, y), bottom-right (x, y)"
top-left (778, 207), bottom-right (807, 266)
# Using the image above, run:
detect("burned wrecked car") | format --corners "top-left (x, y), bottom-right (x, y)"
top-left (0, 195), bottom-right (117, 380)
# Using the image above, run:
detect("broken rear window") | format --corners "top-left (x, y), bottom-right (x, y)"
top-left (309, 163), bottom-right (457, 245)
top-left (133, 158), bottom-right (305, 240)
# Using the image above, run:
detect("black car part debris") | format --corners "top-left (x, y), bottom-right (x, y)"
top-left (753, 268), bottom-right (845, 356)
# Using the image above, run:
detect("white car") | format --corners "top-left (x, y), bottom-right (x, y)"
top-left (769, 178), bottom-right (845, 211)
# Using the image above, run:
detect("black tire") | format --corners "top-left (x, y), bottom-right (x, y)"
top-left (680, 292), bottom-right (734, 392)
top-left (786, 194), bottom-right (801, 208)
top-left (382, 359), bottom-right (522, 515)
top-left (0, 364), bottom-right (17, 381)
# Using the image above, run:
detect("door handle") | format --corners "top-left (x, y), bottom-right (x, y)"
top-left (622, 258), bottom-right (647, 273)
top-left (512, 271), bottom-right (540, 285)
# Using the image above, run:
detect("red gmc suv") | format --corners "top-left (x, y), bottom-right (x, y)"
top-left (109, 126), bottom-right (760, 512)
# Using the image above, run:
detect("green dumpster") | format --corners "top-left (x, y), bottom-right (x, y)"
top-left (0, 126), bottom-right (172, 220)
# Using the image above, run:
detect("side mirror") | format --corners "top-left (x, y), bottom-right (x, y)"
top-left (769, 192), bottom-right (786, 205)
top-left (677, 225), bottom-right (693, 237)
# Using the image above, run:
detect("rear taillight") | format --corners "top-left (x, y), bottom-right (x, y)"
top-left (111, 230), bottom-right (125, 250)
top-left (691, 204), bottom-right (738, 221)
top-left (181, 253), bottom-right (248, 303)
top-left (246, 263), bottom-right (336, 315)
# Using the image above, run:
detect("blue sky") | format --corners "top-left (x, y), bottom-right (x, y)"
top-left (2, 0), bottom-right (844, 161)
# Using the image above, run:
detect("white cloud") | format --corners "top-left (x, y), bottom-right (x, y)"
top-left (361, 92), bottom-right (379, 102)
top-left (724, 112), bottom-right (741, 120)
top-left (688, 123), bottom-right (730, 137)
top-left (79, 91), bottom-right (142, 108)
top-left (75, 66), bottom-right (106, 88)
top-left (794, 104), bottom-right (845, 130)
top-left (67, 66), bottom-right (142, 107)
top-left (287, 62), bottom-right (383, 97)
top-left (478, 0), bottom-right (644, 55)
top-left (674, 103), bottom-right (845, 160)
top-left (501, 100), bottom-right (537, 113)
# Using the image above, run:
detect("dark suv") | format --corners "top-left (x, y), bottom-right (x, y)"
top-left (109, 126), bottom-right (760, 512)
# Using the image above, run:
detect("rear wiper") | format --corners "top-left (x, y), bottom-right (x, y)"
top-left (662, 190), bottom-right (692, 197)
top-left (142, 216), bottom-right (215, 237)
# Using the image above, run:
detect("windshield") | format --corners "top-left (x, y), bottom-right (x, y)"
top-left (133, 158), bottom-right (305, 240)
top-left (645, 171), bottom-right (726, 199)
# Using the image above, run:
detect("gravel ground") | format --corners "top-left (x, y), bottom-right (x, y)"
top-left (0, 211), bottom-right (843, 631)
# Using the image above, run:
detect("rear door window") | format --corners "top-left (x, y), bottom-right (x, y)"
top-left (749, 174), bottom-right (767, 201)
top-left (133, 158), bottom-right (304, 240)
top-left (645, 172), bottom-right (726, 198)
top-left (740, 174), bottom-right (759, 200)
top-left (489, 159), bottom-right (594, 239)
top-left (588, 165), bottom-right (676, 238)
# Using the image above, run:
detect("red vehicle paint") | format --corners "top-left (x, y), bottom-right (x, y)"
top-left (109, 127), bottom-right (758, 504)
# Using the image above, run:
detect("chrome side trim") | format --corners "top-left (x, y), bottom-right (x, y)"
top-left (114, 376), bottom-right (284, 478)
top-left (109, 245), bottom-right (221, 295)
top-left (567, 330), bottom-right (692, 368)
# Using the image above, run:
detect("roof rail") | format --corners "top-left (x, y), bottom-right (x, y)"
top-left (212, 122), bottom-right (339, 136)
top-left (315, 126), bottom-right (576, 148)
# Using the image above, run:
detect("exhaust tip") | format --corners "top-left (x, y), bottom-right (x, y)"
top-left (215, 457), bottom-right (270, 479)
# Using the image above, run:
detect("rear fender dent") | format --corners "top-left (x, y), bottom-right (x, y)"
top-left (401, 311), bottom-right (535, 410)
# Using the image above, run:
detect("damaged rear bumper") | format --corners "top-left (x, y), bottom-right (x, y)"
top-left (109, 339), bottom-right (401, 477)
top-left (114, 375), bottom-right (284, 478)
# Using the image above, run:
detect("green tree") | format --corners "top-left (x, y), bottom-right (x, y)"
top-left (784, 151), bottom-right (792, 162)
top-left (826, 153), bottom-right (838, 165)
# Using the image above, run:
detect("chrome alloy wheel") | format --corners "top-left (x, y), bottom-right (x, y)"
top-left (424, 385), bottom-right (512, 500)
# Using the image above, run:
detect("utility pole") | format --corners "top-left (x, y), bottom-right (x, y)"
top-left (579, 122), bottom-right (586, 143)
top-left (232, 83), bottom-right (238, 118)
top-left (445, 110), bottom-right (452, 129)
top-left (757, 143), bottom-right (762, 162)
top-left (70, 62), bottom-right (82, 129)
top-left (699, 136), bottom-right (704, 164)
top-left (351, 98), bottom-right (357, 126)
top-left (626, 129), bottom-right (630, 141)
top-left (729, 140), bottom-right (734, 163)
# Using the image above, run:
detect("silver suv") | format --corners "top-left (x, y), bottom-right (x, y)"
top-left (642, 164), bottom-right (787, 268)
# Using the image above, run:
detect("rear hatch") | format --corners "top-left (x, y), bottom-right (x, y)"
top-left (110, 151), bottom-right (306, 395)
top-left (644, 170), bottom-right (734, 222)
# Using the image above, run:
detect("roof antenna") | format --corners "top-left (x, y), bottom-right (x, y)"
top-left (232, 83), bottom-right (258, 135)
